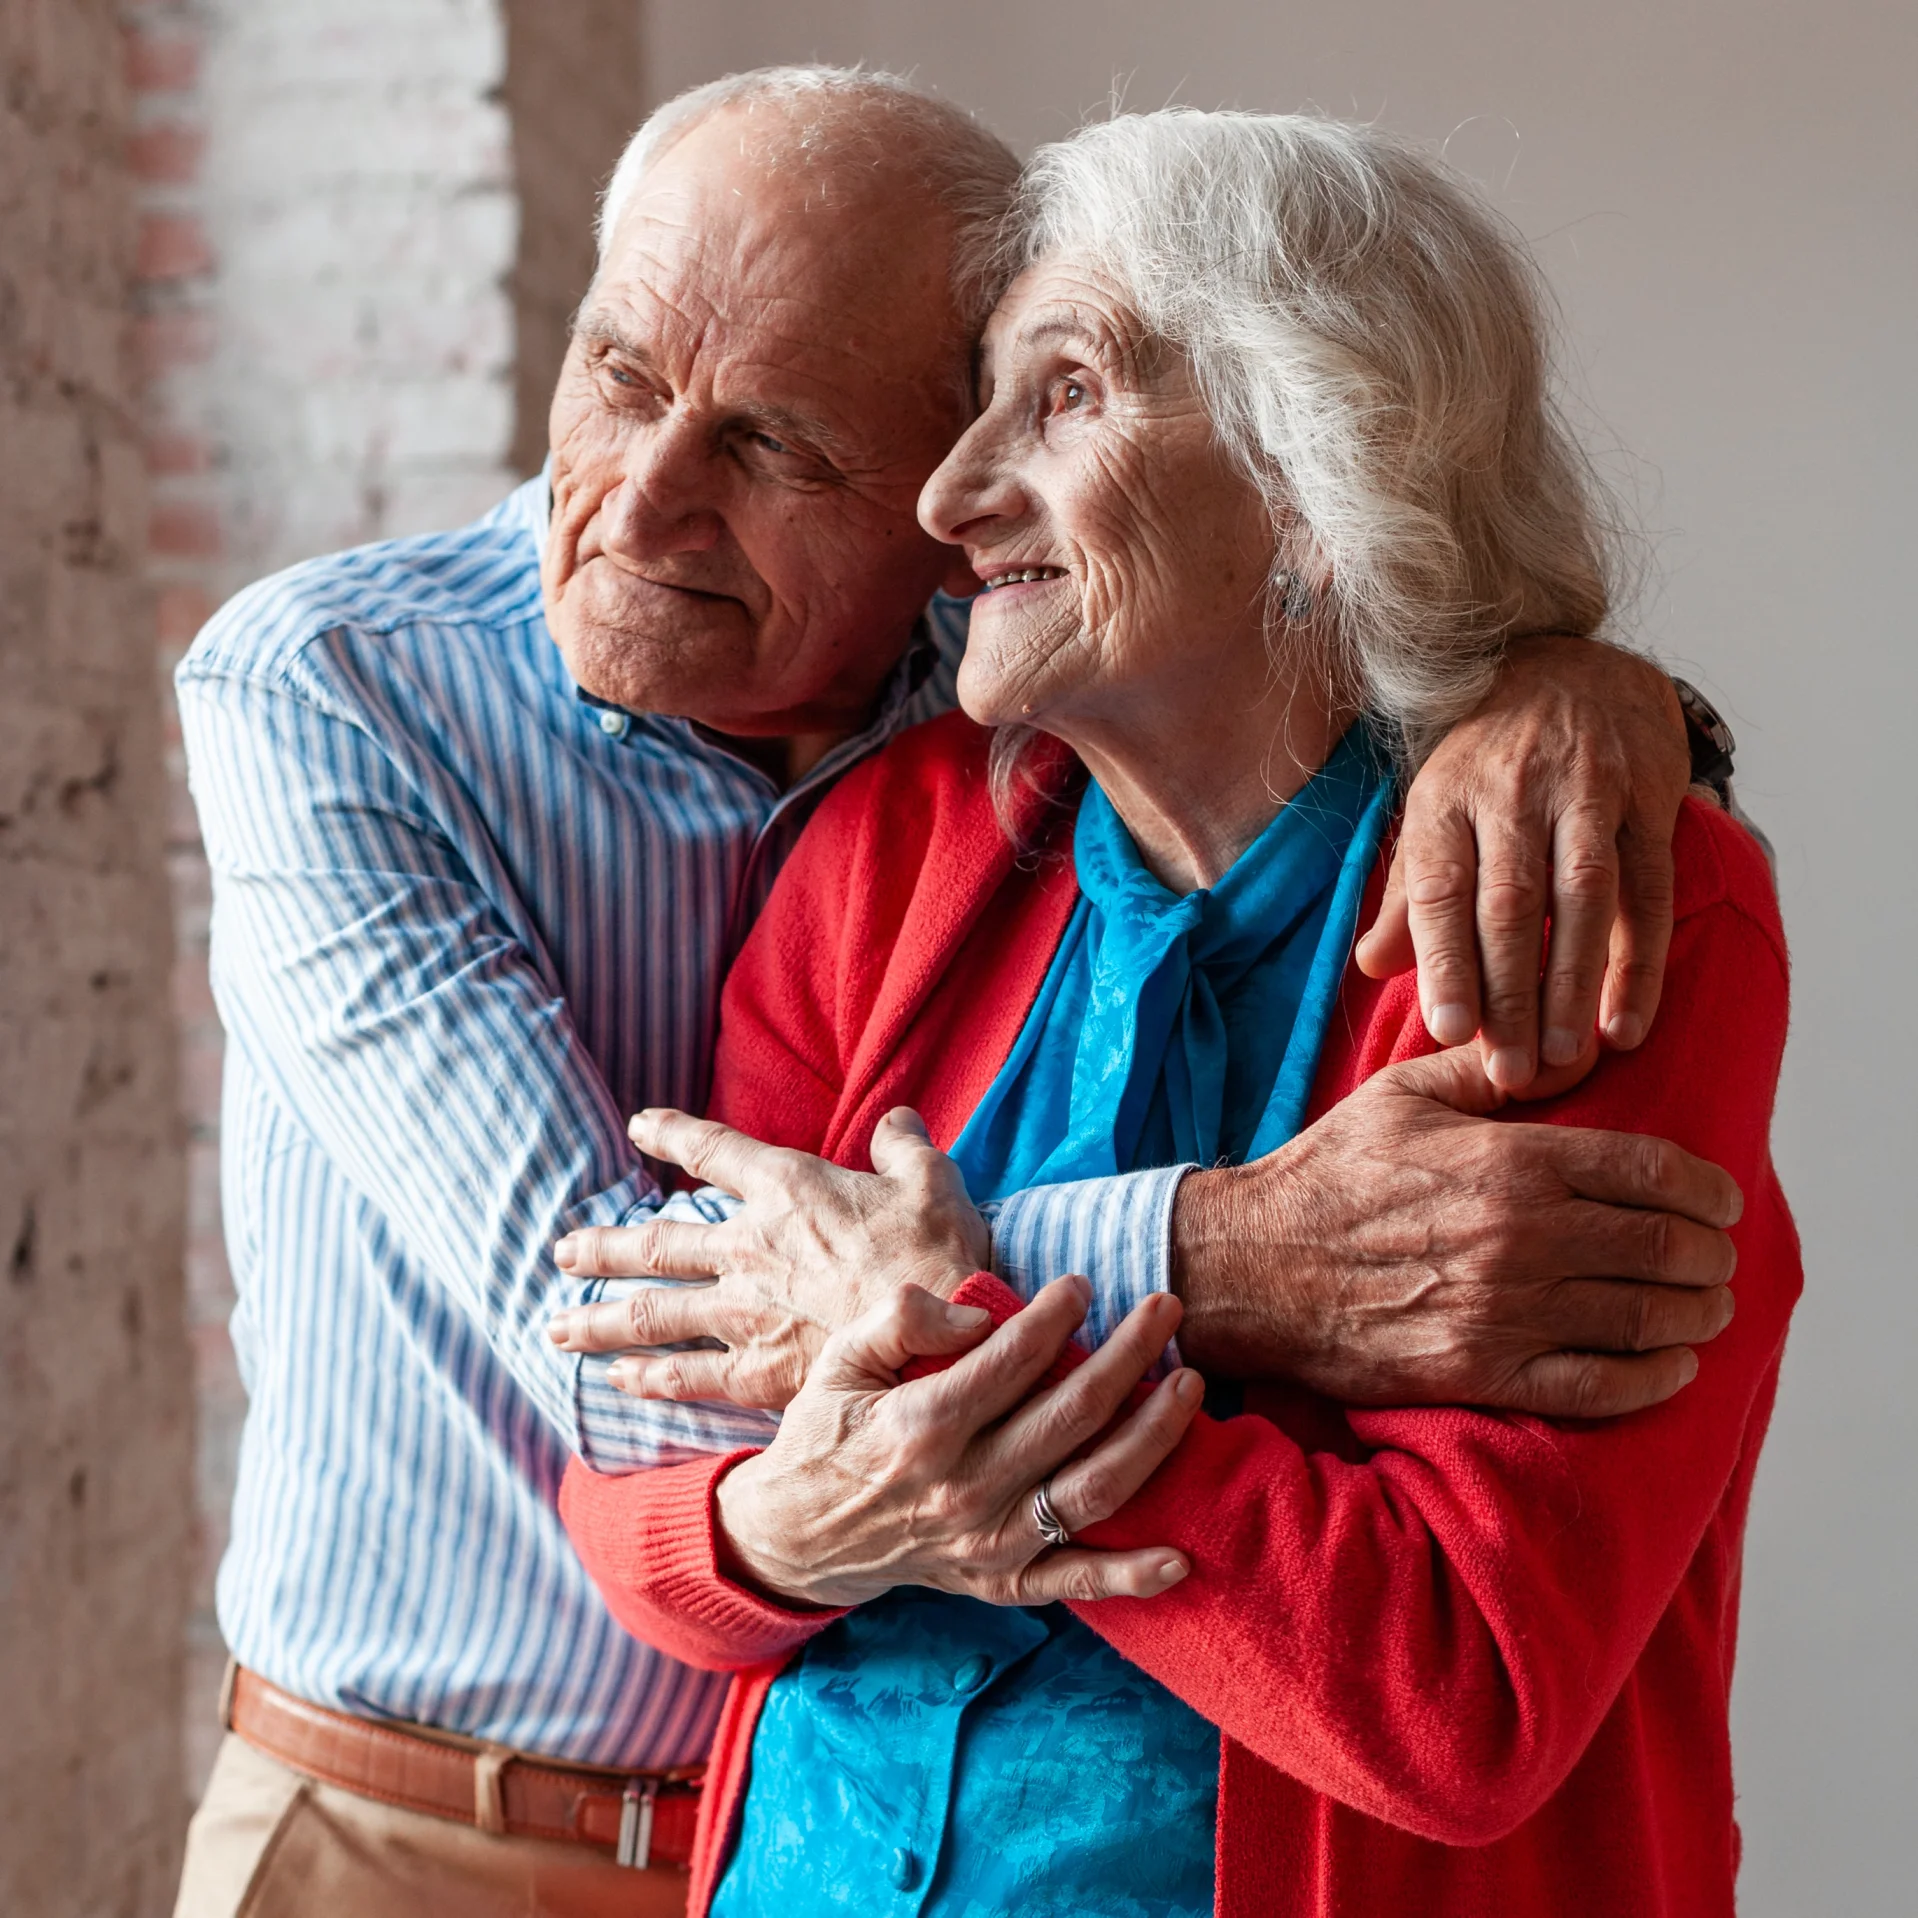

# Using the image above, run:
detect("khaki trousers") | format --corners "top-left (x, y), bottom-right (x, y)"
top-left (173, 1734), bottom-right (689, 1918)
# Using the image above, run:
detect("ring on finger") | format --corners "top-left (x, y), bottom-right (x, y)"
top-left (1032, 1476), bottom-right (1070, 1549)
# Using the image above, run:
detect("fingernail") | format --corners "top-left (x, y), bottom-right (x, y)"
top-left (1427, 1002), bottom-right (1475, 1046)
top-left (553, 1236), bottom-right (578, 1268)
top-left (1487, 1046), bottom-right (1532, 1089)
top-left (1069, 1274), bottom-right (1092, 1304)
top-left (547, 1311), bottom-right (576, 1343)
top-left (1156, 1558), bottom-right (1188, 1588)
top-left (607, 1359), bottom-right (637, 1389)
top-left (1173, 1370), bottom-right (1203, 1407)
top-left (945, 1303), bottom-right (990, 1328)
top-left (1605, 1011), bottom-right (1645, 1049)
top-left (1676, 1349), bottom-right (1700, 1385)
top-left (1541, 1026), bottom-right (1582, 1067)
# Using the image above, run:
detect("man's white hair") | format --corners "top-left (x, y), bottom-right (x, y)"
top-left (596, 65), bottom-right (1022, 339)
top-left (1008, 111), bottom-right (1617, 770)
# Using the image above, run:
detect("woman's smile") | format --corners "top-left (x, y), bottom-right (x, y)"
top-left (976, 564), bottom-right (1070, 593)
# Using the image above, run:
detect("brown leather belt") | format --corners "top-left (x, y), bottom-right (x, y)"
top-left (227, 1666), bottom-right (700, 1869)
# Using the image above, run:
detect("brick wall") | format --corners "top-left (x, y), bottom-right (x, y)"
top-left (0, 1), bottom-right (192, 1912)
top-left (126, 0), bottom-right (524, 1798)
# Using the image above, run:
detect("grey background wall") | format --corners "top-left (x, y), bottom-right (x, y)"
top-left (643, 4), bottom-right (1917, 1914)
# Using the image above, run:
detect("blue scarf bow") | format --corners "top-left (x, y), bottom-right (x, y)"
top-left (953, 724), bottom-right (1395, 1199)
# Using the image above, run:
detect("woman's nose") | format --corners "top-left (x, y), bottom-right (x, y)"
top-left (918, 414), bottom-right (1025, 548)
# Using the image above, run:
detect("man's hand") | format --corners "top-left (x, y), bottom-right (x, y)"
top-left (1172, 1047), bottom-right (1742, 1418)
top-left (1357, 634), bottom-right (1690, 1090)
top-left (714, 1277), bottom-right (1202, 1610)
top-left (546, 1106), bottom-right (985, 1409)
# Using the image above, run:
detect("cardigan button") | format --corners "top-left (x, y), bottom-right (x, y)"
top-left (887, 1846), bottom-right (920, 1891)
top-left (951, 1654), bottom-right (991, 1696)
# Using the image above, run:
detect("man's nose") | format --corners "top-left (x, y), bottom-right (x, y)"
top-left (602, 415), bottom-right (723, 558)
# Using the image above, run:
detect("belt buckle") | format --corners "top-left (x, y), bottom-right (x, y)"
top-left (616, 1779), bottom-right (658, 1870)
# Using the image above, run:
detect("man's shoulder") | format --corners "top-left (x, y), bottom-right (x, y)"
top-left (178, 483), bottom-right (546, 695)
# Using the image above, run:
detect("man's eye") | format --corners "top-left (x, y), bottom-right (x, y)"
top-left (751, 431), bottom-right (792, 455)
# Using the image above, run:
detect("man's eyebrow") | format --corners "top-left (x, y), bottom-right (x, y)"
top-left (571, 317), bottom-right (856, 466)
top-left (572, 315), bottom-right (656, 363)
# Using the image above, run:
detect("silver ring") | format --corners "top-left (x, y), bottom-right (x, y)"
top-left (1032, 1476), bottom-right (1070, 1549)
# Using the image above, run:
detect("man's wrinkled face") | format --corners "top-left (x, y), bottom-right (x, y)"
top-left (543, 110), bottom-right (980, 740)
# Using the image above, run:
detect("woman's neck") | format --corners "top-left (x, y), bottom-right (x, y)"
top-left (1061, 669), bottom-right (1352, 894)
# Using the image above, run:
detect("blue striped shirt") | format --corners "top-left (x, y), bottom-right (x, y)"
top-left (178, 477), bottom-right (1183, 1769)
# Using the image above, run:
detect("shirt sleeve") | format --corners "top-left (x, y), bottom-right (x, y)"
top-left (178, 648), bottom-right (775, 1472)
top-left (987, 1165), bottom-right (1190, 1362)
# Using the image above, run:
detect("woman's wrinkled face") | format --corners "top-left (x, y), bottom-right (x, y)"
top-left (919, 256), bottom-right (1277, 737)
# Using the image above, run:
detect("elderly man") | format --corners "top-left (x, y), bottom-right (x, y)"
top-left (171, 67), bottom-right (1742, 1918)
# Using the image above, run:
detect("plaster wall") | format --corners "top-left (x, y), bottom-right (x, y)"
top-left (0, 2), bottom-right (191, 1911)
top-left (645, 5), bottom-right (1918, 1913)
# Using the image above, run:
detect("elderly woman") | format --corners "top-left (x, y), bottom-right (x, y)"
top-left (560, 113), bottom-right (1795, 1917)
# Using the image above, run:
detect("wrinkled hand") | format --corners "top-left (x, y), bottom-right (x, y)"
top-left (1356, 634), bottom-right (1690, 1090)
top-left (713, 1276), bottom-right (1203, 1610)
top-left (1172, 1047), bottom-right (1742, 1417)
top-left (547, 1106), bottom-right (986, 1410)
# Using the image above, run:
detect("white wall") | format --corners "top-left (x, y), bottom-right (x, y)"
top-left (647, 6), bottom-right (1917, 1911)
top-left (186, 0), bottom-right (519, 580)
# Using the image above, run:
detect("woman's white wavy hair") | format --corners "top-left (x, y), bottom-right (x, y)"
top-left (995, 111), bottom-right (1616, 810)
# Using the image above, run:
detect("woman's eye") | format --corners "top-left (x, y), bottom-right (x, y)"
top-left (1046, 378), bottom-right (1089, 419)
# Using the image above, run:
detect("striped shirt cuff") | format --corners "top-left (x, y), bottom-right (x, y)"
top-left (986, 1164), bottom-right (1192, 1366)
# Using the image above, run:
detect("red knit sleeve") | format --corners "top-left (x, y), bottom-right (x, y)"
top-left (558, 1270), bottom-right (1038, 1671)
top-left (559, 1450), bottom-right (847, 1671)
top-left (1058, 863), bottom-right (1796, 1845)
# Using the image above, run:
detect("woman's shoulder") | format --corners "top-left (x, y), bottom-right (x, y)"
top-left (810, 709), bottom-right (997, 843)
top-left (1317, 799), bottom-right (1790, 1111)
top-left (1669, 797), bottom-right (1788, 976)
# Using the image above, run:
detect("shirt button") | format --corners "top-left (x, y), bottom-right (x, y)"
top-left (951, 1654), bottom-right (991, 1696)
top-left (597, 708), bottom-right (627, 737)
top-left (887, 1846), bottom-right (919, 1891)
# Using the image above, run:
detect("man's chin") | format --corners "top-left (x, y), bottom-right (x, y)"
top-left (552, 609), bottom-right (747, 718)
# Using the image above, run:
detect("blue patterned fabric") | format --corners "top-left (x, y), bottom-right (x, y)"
top-left (714, 733), bottom-right (1394, 1915)
top-left (714, 1593), bottom-right (1221, 1918)
top-left (954, 725), bottom-right (1394, 1193)
top-left (176, 477), bottom-right (1186, 1767)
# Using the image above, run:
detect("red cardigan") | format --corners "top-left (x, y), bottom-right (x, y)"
top-left (563, 711), bottom-right (1798, 1918)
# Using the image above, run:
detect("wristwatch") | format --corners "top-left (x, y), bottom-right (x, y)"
top-left (1671, 677), bottom-right (1735, 800)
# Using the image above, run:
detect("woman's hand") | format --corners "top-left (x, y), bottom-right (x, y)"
top-left (715, 1276), bottom-right (1203, 1610)
top-left (547, 1106), bottom-right (988, 1410)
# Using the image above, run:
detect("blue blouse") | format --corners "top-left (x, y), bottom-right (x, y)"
top-left (712, 729), bottom-right (1394, 1918)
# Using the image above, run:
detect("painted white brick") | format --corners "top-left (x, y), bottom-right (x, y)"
top-left (154, 0), bottom-right (519, 586)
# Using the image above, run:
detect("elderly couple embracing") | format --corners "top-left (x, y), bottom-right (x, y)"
top-left (172, 64), bottom-right (1794, 1918)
